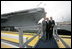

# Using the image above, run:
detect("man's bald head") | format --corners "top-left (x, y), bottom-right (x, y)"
top-left (46, 17), bottom-right (49, 21)
top-left (50, 17), bottom-right (53, 20)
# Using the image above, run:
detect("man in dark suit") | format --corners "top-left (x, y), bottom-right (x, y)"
top-left (49, 17), bottom-right (55, 39)
top-left (46, 18), bottom-right (50, 40)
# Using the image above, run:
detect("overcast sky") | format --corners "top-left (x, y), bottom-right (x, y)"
top-left (1, 1), bottom-right (71, 22)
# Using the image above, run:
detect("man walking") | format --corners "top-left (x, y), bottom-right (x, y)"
top-left (46, 18), bottom-right (50, 40)
top-left (49, 17), bottom-right (55, 39)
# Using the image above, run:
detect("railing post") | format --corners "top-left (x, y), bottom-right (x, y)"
top-left (15, 27), bottom-right (27, 48)
top-left (18, 28), bottom-right (24, 48)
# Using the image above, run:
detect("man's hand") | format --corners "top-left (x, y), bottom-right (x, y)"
top-left (52, 24), bottom-right (54, 26)
top-left (50, 28), bottom-right (52, 30)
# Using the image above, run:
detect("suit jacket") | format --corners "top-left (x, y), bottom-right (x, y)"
top-left (46, 20), bottom-right (50, 31)
top-left (42, 20), bottom-right (47, 32)
top-left (49, 20), bottom-right (55, 30)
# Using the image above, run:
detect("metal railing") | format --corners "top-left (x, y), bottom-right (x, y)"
top-left (53, 25), bottom-right (71, 48)
top-left (15, 25), bottom-right (41, 48)
top-left (15, 24), bottom-right (71, 48)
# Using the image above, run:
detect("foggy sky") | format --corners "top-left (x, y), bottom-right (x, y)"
top-left (1, 1), bottom-right (71, 22)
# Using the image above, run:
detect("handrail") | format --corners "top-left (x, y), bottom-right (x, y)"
top-left (23, 34), bottom-right (39, 48)
top-left (23, 30), bottom-right (40, 48)
top-left (15, 25), bottom-right (40, 31)
top-left (56, 33), bottom-right (71, 48)
top-left (15, 25), bottom-right (41, 48)
top-left (53, 25), bottom-right (71, 48)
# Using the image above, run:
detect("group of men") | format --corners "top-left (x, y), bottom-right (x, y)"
top-left (42, 17), bottom-right (55, 41)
